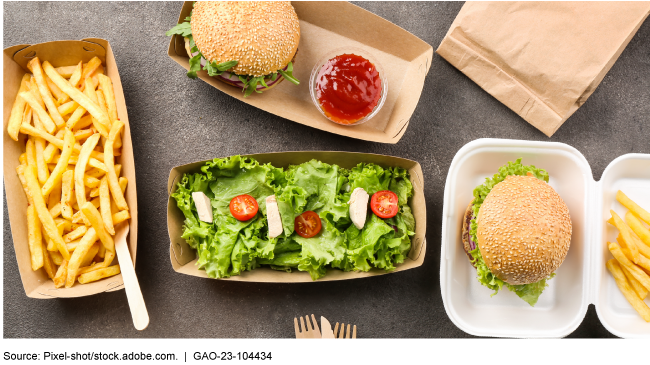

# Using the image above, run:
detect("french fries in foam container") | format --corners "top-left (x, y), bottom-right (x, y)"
top-left (3, 39), bottom-right (137, 299)
top-left (440, 139), bottom-right (650, 338)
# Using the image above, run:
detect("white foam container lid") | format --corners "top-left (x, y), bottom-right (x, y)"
top-left (440, 138), bottom-right (650, 338)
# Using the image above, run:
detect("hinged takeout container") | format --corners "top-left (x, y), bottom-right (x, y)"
top-left (3, 39), bottom-right (138, 298)
top-left (167, 151), bottom-right (426, 282)
top-left (167, 1), bottom-right (433, 144)
top-left (440, 138), bottom-right (650, 338)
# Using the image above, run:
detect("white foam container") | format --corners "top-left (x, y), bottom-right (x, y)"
top-left (440, 138), bottom-right (650, 338)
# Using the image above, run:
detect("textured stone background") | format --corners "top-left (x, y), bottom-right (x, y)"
top-left (4, 2), bottom-right (649, 338)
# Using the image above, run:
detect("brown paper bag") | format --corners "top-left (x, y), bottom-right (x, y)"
top-left (437, 2), bottom-right (650, 137)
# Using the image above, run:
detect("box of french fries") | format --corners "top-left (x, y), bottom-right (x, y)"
top-left (440, 139), bottom-right (650, 338)
top-left (3, 39), bottom-right (138, 298)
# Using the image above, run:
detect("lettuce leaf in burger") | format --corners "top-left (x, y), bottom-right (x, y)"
top-left (166, 1), bottom-right (300, 97)
top-left (462, 159), bottom-right (572, 306)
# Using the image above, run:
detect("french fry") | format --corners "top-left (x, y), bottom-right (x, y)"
top-left (88, 157), bottom-right (107, 172)
top-left (65, 227), bottom-right (98, 288)
top-left (48, 182), bottom-right (62, 210)
top-left (16, 165), bottom-right (34, 205)
top-left (606, 259), bottom-right (650, 322)
top-left (19, 91), bottom-right (56, 133)
top-left (96, 89), bottom-right (108, 118)
top-left (81, 57), bottom-right (102, 84)
top-left (19, 153), bottom-right (28, 166)
top-left (89, 187), bottom-right (100, 198)
top-left (84, 77), bottom-right (109, 137)
top-left (105, 120), bottom-right (128, 210)
top-left (112, 210), bottom-right (131, 225)
top-left (43, 61), bottom-right (111, 128)
top-left (53, 260), bottom-right (68, 288)
top-left (626, 211), bottom-right (650, 248)
top-left (74, 128), bottom-right (95, 141)
top-left (99, 177), bottom-right (115, 235)
top-left (26, 138), bottom-right (37, 167)
top-left (50, 250), bottom-right (64, 266)
top-left (55, 65), bottom-right (77, 78)
top-left (27, 57), bottom-right (66, 127)
top-left (619, 262), bottom-right (649, 299)
top-left (609, 242), bottom-right (650, 291)
top-left (112, 177), bottom-right (129, 215)
top-left (66, 105), bottom-right (88, 130)
top-left (61, 170), bottom-right (75, 220)
top-left (28, 77), bottom-right (45, 108)
top-left (41, 129), bottom-right (75, 196)
top-left (49, 203), bottom-right (62, 219)
top-left (45, 75), bottom-right (66, 104)
top-left (617, 190), bottom-right (650, 225)
top-left (27, 205), bottom-right (44, 271)
top-left (86, 167), bottom-right (106, 179)
top-left (41, 241), bottom-right (56, 279)
top-left (78, 265), bottom-right (120, 284)
top-left (63, 225), bottom-right (88, 243)
top-left (7, 74), bottom-right (31, 140)
top-left (20, 123), bottom-right (104, 160)
top-left (610, 210), bottom-right (640, 263)
top-left (66, 239), bottom-right (82, 252)
top-left (57, 101), bottom-right (79, 116)
top-left (81, 242), bottom-right (100, 268)
top-left (98, 74), bottom-right (118, 125)
top-left (74, 133), bottom-right (101, 208)
top-left (81, 201), bottom-right (114, 253)
top-left (34, 137), bottom-right (50, 184)
top-left (23, 165), bottom-right (70, 260)
top-left (73, 115), bottom-right (93, 131)
top-left (69, 61), bottom-right (83, 88)
top-left (43, 129), bottom-right (65, 163)
top-left (84, 175), bottom-right (101, 189)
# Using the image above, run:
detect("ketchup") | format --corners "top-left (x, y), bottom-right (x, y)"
top-left (315, 54), bottom-right (382, 125)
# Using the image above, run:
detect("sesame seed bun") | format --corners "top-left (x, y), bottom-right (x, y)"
top-left (474, 175), bottom-right (572, 285)
top-left (191, 1), bottom-right (300, 77)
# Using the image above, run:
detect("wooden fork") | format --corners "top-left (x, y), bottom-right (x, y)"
top-left (294, 314), bottom-right (321, 338)
top-left (333, 322), bottom-right (357, 338)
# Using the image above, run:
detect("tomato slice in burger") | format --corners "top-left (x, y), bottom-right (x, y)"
top-left (229, 194), bottom-right (259, 221)
top-left (370, 190), bottom-right (399, 219)
top-left (295, 211), bottom-right (322, 238)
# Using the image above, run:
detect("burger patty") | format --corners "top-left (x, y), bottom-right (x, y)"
top-left (461, 202), bottom-right (476, 266)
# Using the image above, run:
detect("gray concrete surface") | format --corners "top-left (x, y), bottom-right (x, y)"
top-left (3, 2), bottom-right (648, 338)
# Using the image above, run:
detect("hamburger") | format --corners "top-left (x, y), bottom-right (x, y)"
top-left (462, 159), bottom-right (572, 306)
top-left (166, 1), bottom-right (300, 97)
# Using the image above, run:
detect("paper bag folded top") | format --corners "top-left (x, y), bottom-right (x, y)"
top-left (437, 2), bottom-right (650, 137)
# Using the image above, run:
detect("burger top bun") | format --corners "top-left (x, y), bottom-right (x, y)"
top-left (476, 175), bottom-right (572, 285)
top-left (191, 1), bottom-right (300, 77)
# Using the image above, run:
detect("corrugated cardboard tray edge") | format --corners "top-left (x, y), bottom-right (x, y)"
top-left (167, 151), bottom-right (426, 282)
top-left (166, 1), bottom-right (433, 144)
top-left (3, 39), bottom-right (138, 298)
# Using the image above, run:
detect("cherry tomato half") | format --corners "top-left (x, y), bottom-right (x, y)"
top-left (295, 211), bottom-right (322, 238)
top-left (370, 190), bottom-right (399, 219)
top-left (229, 194), bottom-right (259, 221)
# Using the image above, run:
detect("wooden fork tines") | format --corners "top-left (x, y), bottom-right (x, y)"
top-left (333, 322), bottom-right (357, 338)
top-left (294, 314), bottom-right (321, 339)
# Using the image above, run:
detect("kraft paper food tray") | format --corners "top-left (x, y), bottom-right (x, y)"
top-left (167, 1), bottom-right (433, 144)
top-left (3, 39), bottom-right (138, 299)
top-left (440, 138), bottom-right (650, 338)
top-left (167, 151), bottom-right (426, 282)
